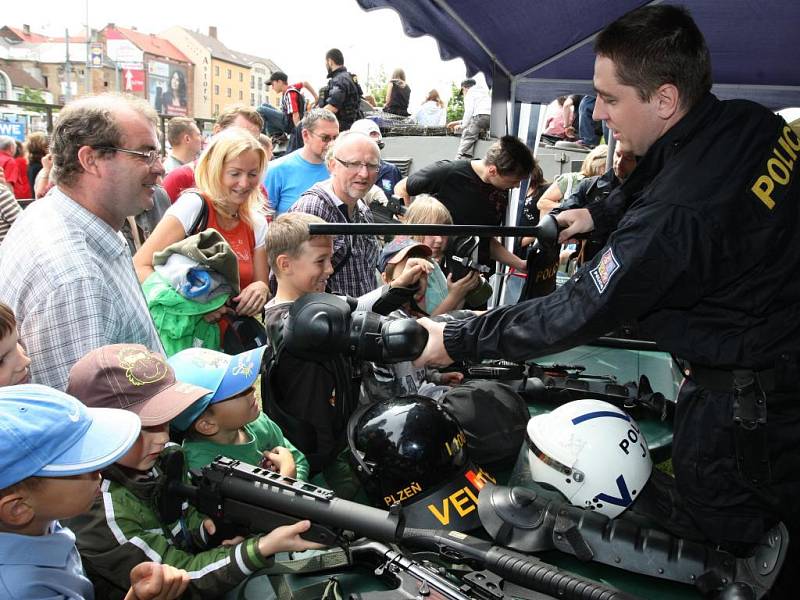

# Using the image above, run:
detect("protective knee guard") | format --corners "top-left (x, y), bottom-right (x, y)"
top-left (478, 484), bottom-right (788, 599)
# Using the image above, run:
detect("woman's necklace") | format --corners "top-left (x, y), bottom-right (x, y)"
top-left (217, 204), bottom-right (239, 220)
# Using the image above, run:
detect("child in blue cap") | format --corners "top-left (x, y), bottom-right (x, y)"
top-left (169, 346), bottom-right (310, 480)
top-left (66, 344), bottom-right (319, 600)
top-left (0, 384), bottom-right (189, 600)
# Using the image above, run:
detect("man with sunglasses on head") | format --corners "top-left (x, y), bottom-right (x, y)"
top-left (265, 108), bottom-right (340, 215)
top-left (290, 130), bottom-right (382, 297)
top-left (0, 94), bottom-right (165, 391)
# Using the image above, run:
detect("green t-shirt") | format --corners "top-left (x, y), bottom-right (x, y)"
top-left (183, 412), bottom-right (310, 481)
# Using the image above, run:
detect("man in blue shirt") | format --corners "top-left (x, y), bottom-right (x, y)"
top-left (265, 109), bottom-right (339, 214)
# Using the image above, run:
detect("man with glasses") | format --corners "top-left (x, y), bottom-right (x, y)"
top-left (0, 94), bottom-right (165, 391)
top-left (290, 130), bottom-right (382, 297)
top-left (265, 108), bottom-right (340, 215)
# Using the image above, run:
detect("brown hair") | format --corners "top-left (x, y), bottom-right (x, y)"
top-left (594, 5), bottom-right (711, 111)
top-left (215, 104), bottom-right (264, 132)
top-left (166, 116), bottom-right (199, 146)
top-left (0, 302), bottom-right (17, 338)
top-left (484, 135), bottom-right (535, 179)
top-left (424, 89), bottom-right (444, 108)
top-left (24, 132), bottom-right (48, 163)
top-left (50, 94), bottom-right (157, 187)
top-left (266, 212), bottom-right (330, 273)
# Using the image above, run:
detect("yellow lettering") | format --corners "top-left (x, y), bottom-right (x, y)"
top-left (751, 175), bottom-right (775, 209)
top-left (464, 485), bottom-right (479, 505)
top-left (768, 158), bottom-right (791, 185)
top-left (411, 481), bottom-right (422, 494)
top-left (450, 489), bottom-right (476, 518)
top-left (778, 136), bottom-right (798, 162)
top-left (785, 125), bottom-right (800, 152)
top-left (383, 495), bottom-right (396, 507)
top-left (428, 499), bottom-right (451, 525)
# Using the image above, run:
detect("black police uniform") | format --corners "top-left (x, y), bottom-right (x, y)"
top-left (326, 66), bottom-right (361, 131)
top-left (441, 93), bottom-right (800, 552)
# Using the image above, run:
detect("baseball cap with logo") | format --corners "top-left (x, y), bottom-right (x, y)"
top-left (0, 384), bottom-right (141, 489)
top-left (66, 344), bottom-right (212, 427)
top-left (167, 346), bottom-right (266, 432)
top-left (378, 237), bottom-right (432, 273)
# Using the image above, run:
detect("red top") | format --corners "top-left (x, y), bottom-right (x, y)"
top-left (203, 196), bottom-right (257, 291)
top-left (14, 156), bottom-right (31, 199)
top-left (163, 164), bottom-right (196, 202)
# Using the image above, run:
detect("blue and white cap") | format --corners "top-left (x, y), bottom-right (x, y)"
top-left (0, 384), bottom-right (141, 488)
top-left (167, 346), bottom-right (266, 431)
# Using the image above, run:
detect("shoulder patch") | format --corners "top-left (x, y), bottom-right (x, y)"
top-left (590, 247), bottom-right (620, 294)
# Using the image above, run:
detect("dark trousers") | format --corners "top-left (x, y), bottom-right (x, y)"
top-left (631, 378), bottom-right (800, 597)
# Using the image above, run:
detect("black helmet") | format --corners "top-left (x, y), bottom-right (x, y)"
top-left (348, 395), bottom-right (493, 531)
top-left (222, 315), bottom-right (267, 355)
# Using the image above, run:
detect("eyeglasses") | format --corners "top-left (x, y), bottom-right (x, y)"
top-left (93, 146), bottom-right (162, 167)
top-left (307, 131), bottom-right (338, 144)
top-left (334, 157), bottom-right (380, 173)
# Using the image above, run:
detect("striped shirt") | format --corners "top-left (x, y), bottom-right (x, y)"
top-left (0, 187), bottom-right (21, 244)
top-left (290, 180), bottom-right (381, 297)
top-left (0, 187), bottom-right (163, 391)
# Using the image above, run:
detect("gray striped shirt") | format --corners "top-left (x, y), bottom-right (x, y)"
top-left (0, 187), bottom-right (163, 391)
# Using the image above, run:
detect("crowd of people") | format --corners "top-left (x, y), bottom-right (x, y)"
top-left (0, 7), bottom-right (799, 598)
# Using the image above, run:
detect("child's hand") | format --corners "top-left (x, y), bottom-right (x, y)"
top-left (257, 520), bottom-right (325, 557)
top-left (262, 446), bottom-right (296, 478)
top-left (126, 562), bottom-right (189, 600)
top-left (391, 258), bottom-right (433, 289)
top-left (203, 518), bottom-right (245, 546)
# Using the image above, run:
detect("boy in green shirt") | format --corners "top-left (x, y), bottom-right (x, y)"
top-left (169, 346), bottom-right (310, 480)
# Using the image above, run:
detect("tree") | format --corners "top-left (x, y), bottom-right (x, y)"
top-left (366, 66), bottom-right (388, 107)
top-left (446, 82), bottom-right (464, 124)
top-left (18, 87), bottom-right (47, 113)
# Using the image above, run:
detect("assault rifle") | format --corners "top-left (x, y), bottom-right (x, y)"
top-left (160, 455), bottom-right (638, 600)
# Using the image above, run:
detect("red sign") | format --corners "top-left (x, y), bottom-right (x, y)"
top-left (122, 68), bottom-right (145, 92)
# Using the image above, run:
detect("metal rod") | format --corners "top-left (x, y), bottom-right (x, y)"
top-left (309, 223), bottom-right (544, 237)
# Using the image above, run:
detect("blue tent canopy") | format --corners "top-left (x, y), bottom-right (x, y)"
top-left (355, 0), bottom-right (800, 110)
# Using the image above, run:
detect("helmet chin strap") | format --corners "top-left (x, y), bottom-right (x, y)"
top-left (478, 484), bottom-right (788, 599)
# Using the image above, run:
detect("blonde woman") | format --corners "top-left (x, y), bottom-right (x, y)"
top-left (536, 144), bottom-right (609, 218)
top-left (134, 127), bottom-right (269, 318)
top-left (404, 195), bottom-right (481, 314)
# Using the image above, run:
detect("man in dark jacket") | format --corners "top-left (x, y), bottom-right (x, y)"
top-left (322, 48), bottom-right (362, 132)
top-left (415, 5), bottom-right (800, 594)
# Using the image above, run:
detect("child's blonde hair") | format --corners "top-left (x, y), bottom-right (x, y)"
top-left (581, 144), bottom-right (609, 177)
top-left (194, 127), bottom-right (267, 229)
top-left (266, 212), bottom-right (330, 273)
top-left (404, 195), bottom-right (453, 243)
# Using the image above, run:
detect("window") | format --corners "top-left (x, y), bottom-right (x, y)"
top-left (0, 74), bottom-right (7, 99)
top-left (215, 65), bottom-right (219, 76)
top-left (257, 77), bottom-right (262, 90)
top-left (215, 103), bottom-right (219, 113)
top-left (239, 72), bottom-right (243, 82)
top-left (251, 75), bottom-right (255, 87)
top-left (227, 88), bottom-right (231, 98)
top-left (227, 68), bottom-right (231, 79)
top-left (251, 93), bottom-right (255, 105)
top-left (239, 90), bottom-right (243, 100)
top-left (214, 84), bottom-right (219, 95)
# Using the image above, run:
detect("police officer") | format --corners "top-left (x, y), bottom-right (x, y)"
top-left (415, 4), bottom-right (800, 592)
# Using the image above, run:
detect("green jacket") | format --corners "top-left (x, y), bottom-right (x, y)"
top-left (67, 446), bottom-right (273, 600)
top-left (142, 271), bottom-right (226, 356)
top-left (183, 413), bottom-right (311, 481)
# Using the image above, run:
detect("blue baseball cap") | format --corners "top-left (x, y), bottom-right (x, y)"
top-left (167, 346), bottom-right (266, 432)
top-left (0, 384), bottom-right (141, 489)
top-left (378, 237), bottom-right (432, 273)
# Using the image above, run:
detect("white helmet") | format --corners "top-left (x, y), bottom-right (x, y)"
top-left (526, 399), bottom-right (652, 518)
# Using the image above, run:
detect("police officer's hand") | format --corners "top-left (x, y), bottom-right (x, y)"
top-left (413, 317), bottom-right (454, 368)
top-left (556, 208), bottom-right (594, 243)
